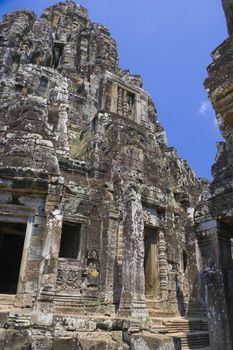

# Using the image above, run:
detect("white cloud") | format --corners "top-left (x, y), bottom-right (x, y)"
top-left (198, 100), bottom-right (211, 115)
top-left (198, 100), bottom-right (218, 128)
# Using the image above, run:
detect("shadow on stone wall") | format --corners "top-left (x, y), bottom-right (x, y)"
top-left (113, 256), bottom-right (122, 312)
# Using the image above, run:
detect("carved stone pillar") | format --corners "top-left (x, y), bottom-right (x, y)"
top-left (158, 230), bottom-right (168, 299)
top-left (122, 89), bottom-right (128, 117)
top-left (100, 208), bottom-right (119, 306)
top-left (33, 180), bottom-right (63, 326)
top-left (56, 104), bottom-right (70, 155)
top-left (197, 219), bottom-right (232, 350)
top-left (117, 87), bottom-right (123, 116)
top-left (118, 186), bottom-right (148, 319)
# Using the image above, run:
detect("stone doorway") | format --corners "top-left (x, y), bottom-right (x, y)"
top-left (144, 226), bottom-right (159, 298)
top-left (0, 222), bottom-right (26, 294)
top-left (59, 222), bottom-right (82, 259)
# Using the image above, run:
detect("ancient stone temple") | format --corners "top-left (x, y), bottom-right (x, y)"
top-left (0, 1), bottom-right (219, 349)
top-left (195, 1), bottom-right (233, 349)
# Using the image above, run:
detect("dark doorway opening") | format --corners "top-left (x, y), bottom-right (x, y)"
top-left (0, 222), bottom-right (26, 294)
top-left (127, 91), bottom-right (136, 120)
top-left (144, 226), bottom-right (159, 298)
top-left (183, 250), bottom-right (188, 273)
top-left (59, 222), bottom-right (81, 259)
top-left (53, 42), bottom-right (64, 69)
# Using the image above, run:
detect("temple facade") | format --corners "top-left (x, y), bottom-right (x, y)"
top-left (0, 1), bottom-right (223, 349)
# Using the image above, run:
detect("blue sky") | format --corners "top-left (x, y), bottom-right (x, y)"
top-left (0, 0), bottom-right (227, 179)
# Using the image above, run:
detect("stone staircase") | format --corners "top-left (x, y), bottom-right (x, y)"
top-left (54, 294), bottom-right (104, 315)
top-left (186, 304), bottom-right (207, 318)
top-left (172, 332), bottom-right (210, 350)
top-left (149, 317), bottom-right (210, 350)
top-left (0, 294), bottom-right (15, 310)
top-left (7, 312), bottom-right (31, 328)
top-left (165, 319), bottom-right (208, 333)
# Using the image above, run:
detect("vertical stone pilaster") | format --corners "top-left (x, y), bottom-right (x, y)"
top-left (197, 219), bottom-right (232, 350)
top-left (17, 217), bottom-right (34, 293)
top-left (15, 216), bottom-right (35, 308)
top-left (99, 76), bottom-right (108, 111)
top-left (33, 179), bottom-right (64, 326)
top-left (122, 89), bottom-right (128, 117)
top-left (117, 87), bottom-right (123, 116)
top-left (118, 186), bottom-right (148, 319)
top-left (158, 230), bottom-right (168, 299)
top-left (135, 94), bottom-right (141, 124)
top-left (111, 82), bottom-right (118, 114)
top-left (101, 209), bottom-right (119, 306)
top-left (38, 208), bottom-right (62, 290)
top-left (56, 104), bottom-right (70, 155)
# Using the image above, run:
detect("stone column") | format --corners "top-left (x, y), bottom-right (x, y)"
top-left (56, 104), bottom-right (70, 155)
top-left (122, 89), bottom-right (128, 117)
top-left (197, 219), bottom-right (232, 350)
top-left (17, 217), bottom-right (34, 298)
top-left (118, 186), bottom-right (148, 319)
top-left (158, 230), bottom-right (168, 300)
top-left (135, 94), bottom-right (141, 124)
top-left (33, 179), bottom-right (64, 326)
top-left (117, 87), bottom-right (123, 116)
top-left (100, 208), bottom-right (119, 308)
top-left (111, 82), bottom-right (119, 114)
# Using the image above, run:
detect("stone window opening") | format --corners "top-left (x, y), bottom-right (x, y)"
top-left (117, 87), bottom-right (136, 120)
top-left (126, 91), bottom-right (135, 119)
top-left (0, 222), bottom-right (26, 294)
top-left (39, 76), bottom-right (48, 89)
top-left (53, 42), bottom-right (64, 69)
top-left (59, 222), bottom-right (82, 259)
top-left (38, 76), bottom-right (49, 95)
top-left (144, 226), bottom-right (159, 298)
top-left (47, 108), bottom-right (59, 131)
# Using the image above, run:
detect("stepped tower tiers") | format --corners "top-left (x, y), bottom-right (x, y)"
top-left (195, 1), bottom-right (233, 349)
top-left (0, 2), bottom-right (210, 349)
